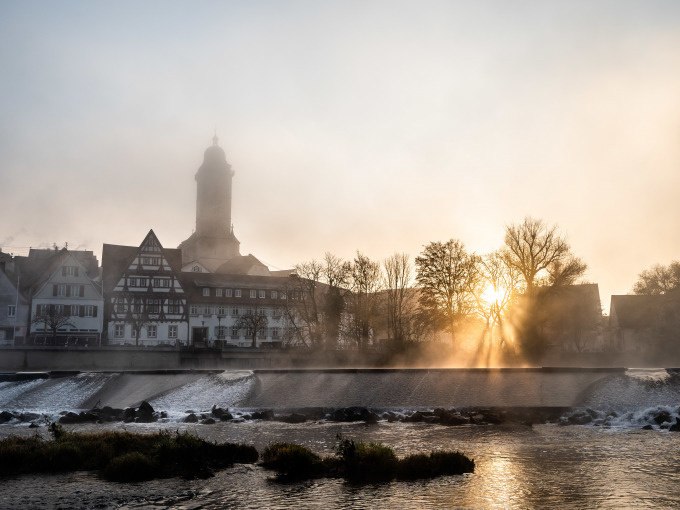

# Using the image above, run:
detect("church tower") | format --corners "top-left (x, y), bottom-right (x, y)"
top-left (179, 136), bottom-right (241, 271)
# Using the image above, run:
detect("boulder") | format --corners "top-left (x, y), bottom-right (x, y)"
top-left (250, 410), bottom-right (275, 421)
top-left (219, 412), bottom-right (234, 421)
top-left (641, 424), bottom-right (654, 430)
top-left (653, 410), bottom-right (672, 426)
top-left (329, 407), bottom-right (378, 423)
top-left (0, 411), bottom-right (15, 423)
top-left (184, 413), bottom-right (198, 423)
top-left (19, 412), bottom-right (40, 422)
top-left (276, 413), bottom-right (307, 424)
top-left (58, 412), bottom-right (81, 424)
top-left (434, 409), bottom-right (469, 426)
top-left (123, 408), bottom-right (137, 423)
top-left (136, 401), bottom-right (156, 423)
top-left (669, 419), bottom-right (680, 432)
top-left (200, 417), bottom-right (216, 425)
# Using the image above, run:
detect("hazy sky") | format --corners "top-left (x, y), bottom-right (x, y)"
top-left (2, 0), bottom-right (680, 311)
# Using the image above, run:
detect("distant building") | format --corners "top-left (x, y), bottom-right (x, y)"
top-left (103, 230), bottom-right (189, 346)
top-left (179, 136), bottom-right (242, 273)
top-left (609, 292), bottom-right (680, 353)
top-left (537, 283), bottom-right (604, 352)
top-left (0, 253), bottom-right (29, 344)
top-left (11, 248), bottom-right (104, 345)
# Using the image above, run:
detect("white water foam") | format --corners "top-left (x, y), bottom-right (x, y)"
top-left (149, 370), bottom-right (256, 419)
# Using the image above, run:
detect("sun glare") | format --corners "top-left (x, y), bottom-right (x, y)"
top-left (481, 285), bottom-right (505, 306)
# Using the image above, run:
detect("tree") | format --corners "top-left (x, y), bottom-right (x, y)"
top-left (415, 240), bottom-right (479, 342)
top-left (502, 217), bottom-right (585, 295)
top-left (383, 253), bottom-right (416, 346)
top-left (346, 252), bottom-right (382, 349)
top-left (473, 251), bottom-right (521, 346)
top-left (633, 261), bottom-right (680, 295)
top-left (236, 307), bottom-right (269, 348)
top-left (321, 253), bottom-right (351, 348)
top-left (32, 305), bottom-right (75, 344)
top-left (123, 294), bottom-right (151, 347)
top-left (501, 217), bottom-right (587, 361)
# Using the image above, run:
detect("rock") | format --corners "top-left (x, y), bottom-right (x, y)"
top-left (200, 418), bottom-right (216, 425)
top-left (58, 412), bottom-right (81, 424)
top-left (99, 406), bottom-right (124, 421)
top-left (211, 405), bottom-right (229, 418)
top-left (641, 424), bottom-right (654, 430)
top-left (434, 409), bottom-right (469, 426)
top-left (123, 408), bottom-right (136, 422)
top-left (28, 422), bottom-right (40, 428)
top-left (160, 411), bottom-right (168, 419)
top-left (184, 413), bottom-right (198, 423)
top-left (328, 407), bottom-right (378, 423)
top-left (19, 412), bottom-right (40, 422)
top-left (276, 413), bottom-right (307, 424)
top-left (653, 410), bottom-right (672, 426)
top-left (0, 411), bottom-right (15, 423)
top-left (669, 419), bottom-right (680, 432)
top-left (219, 412), bottom-right (233, 421)
top-left (250, 410), bottom-right (275, 421)
top-left (136, 401), bottom-right (156, 422)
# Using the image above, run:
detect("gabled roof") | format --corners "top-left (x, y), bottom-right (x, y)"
top-left (178, 272), bottom-right (294, 302)
top-left (216, 254), bottom-right (270, 276)
top-left (14, 248), bottom-right (100, 294)
top-left (102, 230), bottom-right (183, 293)
top-left (610, 294), bottom-right (666, 329)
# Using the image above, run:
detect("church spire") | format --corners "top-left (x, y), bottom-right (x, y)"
top-left (212, 129), bottom-right (219, 146)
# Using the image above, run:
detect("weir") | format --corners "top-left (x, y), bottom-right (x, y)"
top-left (0, 367), bottom-right (634, 413)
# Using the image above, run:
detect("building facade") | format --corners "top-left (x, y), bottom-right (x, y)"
top-left (103, 230), bottom-right (188, 346)
top-left (0, 256), bottom-right (29, 345)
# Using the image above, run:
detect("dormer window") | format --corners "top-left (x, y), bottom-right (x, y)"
top-left (192, 265), bottom-right (201, 272)
top-left (202, 288), bottom-right (210, 297)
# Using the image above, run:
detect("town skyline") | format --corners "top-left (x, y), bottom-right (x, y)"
top-left (2, 1), bottom-right (680, 311)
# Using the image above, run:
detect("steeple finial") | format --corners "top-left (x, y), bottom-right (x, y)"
top-left (212, 130), bottom-right (219, 146)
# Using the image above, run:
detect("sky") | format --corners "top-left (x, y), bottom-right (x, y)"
top-left (1, 0), bottom-right (680, 311)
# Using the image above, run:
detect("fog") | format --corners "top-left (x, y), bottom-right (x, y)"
top-left (2, 1), bottom-right (680, 309)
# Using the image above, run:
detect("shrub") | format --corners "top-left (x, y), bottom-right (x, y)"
top-left (397, 451), bottom-right (475, 480)
top-left (261, 443), bottom-right (325, 479)
top-left (102, 452), bottom-right (157, 482)
top-left (335, 438), bottom-right (398, 483)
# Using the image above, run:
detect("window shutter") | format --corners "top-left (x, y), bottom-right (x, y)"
top-left (79, 305), bottom-right (84, 317)
top-left (80, 285), bottom-right (85, 297)
top-left (75, 267), bottom-right (79, 277)
top-left (62, 267), bottom-right (66, 276)
top-left (53, 285), bottom-right (57, 296)
top-left (64, 305), bottom-right (71, 316)
top-left (93, 306), bottom-right (97, 317)
top-left (66, 286), bottom-right (71, 297)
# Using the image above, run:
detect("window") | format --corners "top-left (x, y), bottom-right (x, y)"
top-left (231, 327), bottom-right (239, 339)
top-left (202, 288), bottom-right (210, 297)
top-left (225, 288), bottom-right (232, 297)
top-left (128, 277), bottom-right (147, 288)
top-left (72, 285), bottom-right (84, 297)
top-left (57, 284), bottom-right (67, 296)
top-left (217, 306), bottom-right (226, 316)
top-left (54, 304), bottom-right (64, 315)
top-left (232, 307), bottom-right (239, 316)
top-left (168, 325), bottom-right (178, 338)
top-left (235, 289), bottom-right (242, 298)
top-left (114, 324), bottom-right (124, 338)
top-left (259, 290), bottom-right (265, 299)
top-left (62, 266), bottom-right (79, 277)
top-left (7, 305), bottom-right (16, 318)
top-left (280, 292), bottom-right (286, 300)
top-left (153, 278), bottom-right (171, 288)
top-left (215, 326), bottom-right (227, 339)
top-left (258, 309), bottom-right (267, 317)
top-left (167, 299), bottom-right (181, 314)
top-left (192, 265), bottom-right (201, 272)
top-left (147, 325), bottom-right (157, 338)
top-left (272, 307), bottom-right (282, 319)
top-left (147, 299), bottom-right (161, 313)
top-left (216, 288), bottom-right (223, 297)
top-left (271, 291), bottom-right (278, 299)
top-left (203, 306), bottom-right (212, 315)
top-left (84, 305), bottom-right (94, 317)
top-left (115, 300), bottom-right (126, 313)
top-left (141, 256), bottom-right (161, 266)
top-left (272, 327), bottom-right (280, 339)
top-left (131, 299), bottom-right (143, 313)
top-left (189, 305), bottom-right (198, 316)
top-left (250, 289), bottom-right (257, 299)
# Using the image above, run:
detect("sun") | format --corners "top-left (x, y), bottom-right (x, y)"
top-left (481, 285), bottom-right (506, 306)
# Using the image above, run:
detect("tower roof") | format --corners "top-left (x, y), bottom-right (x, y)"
top-left (203, 134), bottom-right (227, 163)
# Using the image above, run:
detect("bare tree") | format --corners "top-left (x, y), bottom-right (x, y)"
top-left (32, 305), bottom-right (75, 344)
top-left (125, 295), bottom-right (151, 347)
top-left (415, 240), bottom-right (479, 342)
top-left (383, 253), bottom-right (416, 346)
top-left (321, 253), bottom-right (351, 349)
top-left (286, 261), bottom-right (325, 347)
top-left (501, 217), bottom-right (587, 361)
top-left (346, 252), bottom-right (382, 349)
top-left (633, 261), bottom-right (680, 295)
top-left (473, 251), bottom-right (521, 345)
top-left (502, 217), bottom-right (585, 295)
top-left (236, 307), bottom-right (269, 348)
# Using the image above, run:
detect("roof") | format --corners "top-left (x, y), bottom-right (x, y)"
top-left (14, 248), bottom-right (100, 294)
top-left (215, 254), bottom-right (270, 276)
top-left (178, 272), bottom-right (294, 303)
top-left (610, 294), bottom-right (667, 329)
top-left (102, 231), bottom-right (183, 293)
